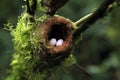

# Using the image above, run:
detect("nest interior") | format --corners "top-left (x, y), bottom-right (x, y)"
top-left (45, 16), bottom-right (73, 53)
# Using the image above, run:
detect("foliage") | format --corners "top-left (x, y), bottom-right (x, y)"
top-left (0, 0), bottom-right (120, 80)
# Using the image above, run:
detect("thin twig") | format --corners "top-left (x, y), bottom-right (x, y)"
top-left (74, 13), bottom-right (93, 27)
top-left (73, 63), bottom-right (93, 77)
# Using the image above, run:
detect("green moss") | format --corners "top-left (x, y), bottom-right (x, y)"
top-left (5, 13), bottom-right (34, 80)
top-left (6, 8), bottom-right (76, 80)
top-left (5, 12), bottom-right (44, 80)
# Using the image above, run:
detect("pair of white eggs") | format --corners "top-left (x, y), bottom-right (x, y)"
top-left (49, 38), bottom-right (64, 46)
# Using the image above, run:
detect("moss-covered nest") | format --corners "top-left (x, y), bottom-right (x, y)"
top-left (6, 13), bottom-right (76, 80)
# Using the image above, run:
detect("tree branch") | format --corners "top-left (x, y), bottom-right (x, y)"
top-left (26, 0), bottom-right (37, 15)
top-left (73, 0), bottom-right (120, 40)
top-left (41, 0), bottom-right (69, 16)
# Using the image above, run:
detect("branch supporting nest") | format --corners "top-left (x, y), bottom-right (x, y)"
top-left (73, 0), bottom-right (120, 40)
top-left (32, 0), bottom-right (120, 70)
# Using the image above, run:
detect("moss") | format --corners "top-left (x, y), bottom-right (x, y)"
top-left (6, 12), bottom-right (45, 80)
top-left (6, 3), bottom-right (76, 80)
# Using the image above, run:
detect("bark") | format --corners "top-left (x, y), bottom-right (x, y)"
top-left (41, 0), bottom-right (69, 15)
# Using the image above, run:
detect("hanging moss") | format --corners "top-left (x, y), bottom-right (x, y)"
top-left (5, 12), bottom-right (47, 79)
top-left (5, 11), bottom-right (76, 80)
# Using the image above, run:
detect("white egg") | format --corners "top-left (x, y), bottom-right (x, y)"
top-left (49, 38), bottom-right (57, 46)
top-left (56, 39), bottom-right (64, 46)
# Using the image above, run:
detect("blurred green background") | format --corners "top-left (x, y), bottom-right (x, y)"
top-left (0, 0), bottom-right (120, 80)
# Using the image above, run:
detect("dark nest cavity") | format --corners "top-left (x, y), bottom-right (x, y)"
top-left (48, 23), bottom-right (69, 41)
